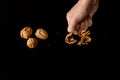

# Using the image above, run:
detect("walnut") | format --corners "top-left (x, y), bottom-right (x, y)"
top-left (26, 37), bottom-right (38, 48)
top-left (35, 28), bottom-right (48, 40)
top-left (20, 27), bottom-right (33, 39)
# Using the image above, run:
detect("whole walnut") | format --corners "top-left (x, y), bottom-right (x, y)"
top-left (26, 37), bottom-right (38, 48)
top-left (20, 27), bottom-right (33, 39)
top-left (35, 28), bottom-right (48, 40)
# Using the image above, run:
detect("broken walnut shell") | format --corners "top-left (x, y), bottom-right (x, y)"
top-left (65, 33), bottom-right (77, 44)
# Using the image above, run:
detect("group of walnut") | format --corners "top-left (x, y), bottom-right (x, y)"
top-left (20, 26), bottom-right (91, 48)
top-left (20, 27), bottom-right (48, 48)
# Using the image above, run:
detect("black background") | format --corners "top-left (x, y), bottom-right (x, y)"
top-left (0, 0), bottom-right (120, 72)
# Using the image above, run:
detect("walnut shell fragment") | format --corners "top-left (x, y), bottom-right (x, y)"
top-left (65, 33), bottom-right (77, 44)
top-left (20, 27), bottom-right (33, 39)
top-left (65, 30), bottom-right (92, 46)
top-left (35, 28), bottom-right (48, 40)
top-left (27, 37), bottom-right (38, 48)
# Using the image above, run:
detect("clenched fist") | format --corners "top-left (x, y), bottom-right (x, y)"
top-left (66, 0), bottom-right (99, 35)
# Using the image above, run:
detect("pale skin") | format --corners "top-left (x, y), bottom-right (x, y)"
top-left (66, 0), bottom-right (99, 35)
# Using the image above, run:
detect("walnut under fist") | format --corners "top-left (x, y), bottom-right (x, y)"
top-left (27, 37), bottom-right (38, 48)
top-left (35, 28), bottom-right (48, 40)
top-left (20, 27), bottom-right (33, 39)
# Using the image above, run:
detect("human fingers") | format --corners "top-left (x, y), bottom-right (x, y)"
top-left (78, 20), bottom-right (88, 34)
top-left (67, 19), bottom-right (77, 34)
top-left (87, 15), bottom-right (93, 27)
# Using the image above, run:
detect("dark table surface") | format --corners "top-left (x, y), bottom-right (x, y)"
top-left (0, 0), bottom-right (120, 71)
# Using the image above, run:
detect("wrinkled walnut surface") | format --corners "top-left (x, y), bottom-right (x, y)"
top-left (20, 27), bottom-right (33, 39)
top-left (35, 28), bottom-right (48, 40)
top-left (27, 37), bottom-right (38, 48)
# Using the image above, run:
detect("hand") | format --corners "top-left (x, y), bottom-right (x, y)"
top-left (66, 0), bottom-right (99, 35)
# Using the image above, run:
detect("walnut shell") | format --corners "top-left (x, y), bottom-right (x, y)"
top-left (35, 28), bottom-right (48, 40)
top-left (20, 27), bottom-right (33, 39)
top-left (26, 37), bottom-right (38, 48)
top-left (65, 33), bottom-right (77, 44)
